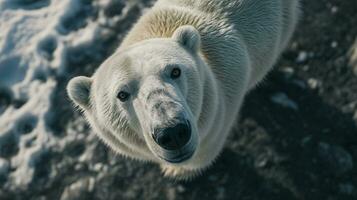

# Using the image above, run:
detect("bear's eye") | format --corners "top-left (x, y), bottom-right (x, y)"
top-left (170, 67), bottom-right (181, 79)
top-left (117, 91), bottom-right (130, 102)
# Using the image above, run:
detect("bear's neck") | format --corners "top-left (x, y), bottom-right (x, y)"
top-left (119, 6), bottom-right (206, 49)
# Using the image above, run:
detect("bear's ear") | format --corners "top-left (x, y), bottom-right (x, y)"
top-left (67, 76), bottom-right (92, 110)
top-left (172, 25), bottom-right (201, 52)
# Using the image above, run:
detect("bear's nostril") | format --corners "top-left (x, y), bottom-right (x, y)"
top-left (154, 122), bottom-right (191, 150)
top-left (158, 133), bottom-right (176, 149)
top-left (159, 135), bottom-right (170, 145)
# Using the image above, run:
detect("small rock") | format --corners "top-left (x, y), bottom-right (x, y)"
top-left (88, 177), bottom-right (95, 192)
top-left (255, 154), bottom-right (269, 168)
top-left (331, 6), bottom-right (339, 14)
top-left (208, 175), bottom-right (218, 182)
top-left (290, 41), bottom-right (298, 50)
top-left (292, 79), bottom-right (307, 89)
top-left (109, 158), bottom-right (117, 166)
top-left (60, 177), bottom-right (94, 200)
top-left (331, 41), bottom-right (338, 48)
top-left (93, 163), bottom-right (103, 172)
top-left (281, 67), bottom-right (295, 79)
top-left (341, 101), bottom-right (357, 113)
top-left (334, 56), bottom-right (346, 68)
top-left (0, 158), bottom-right (10, 176)
top-left (177, 185), bottom-right (185, 193)
top-left (349, 38), bottom-right (357, 76)
top-left (296, 51), bottom-right (308, 64)
top-left (307, 78), bottom-right (321, 89)
top-left (302, 65), bottom-right (310, 71)
top-left (74, 163), bottom-right (85, 171)
top-left (271, 93), bottom-right (299, 110)
top-left (318, 142), bottom-right (354, 175)
top-left (339, 183), bottom-right (355, 195)
top-left (216, 187), bottom-right (225, 200)
top-left (301, 136), bottom-right (313, 147)
top-left (166, 187), bottom-right (176, 200)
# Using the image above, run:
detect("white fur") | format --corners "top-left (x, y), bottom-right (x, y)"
top-left (67, 0), bottom-right (300, 178)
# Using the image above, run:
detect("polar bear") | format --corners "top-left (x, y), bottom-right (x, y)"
top-left (67, 0), bottom-right (300, 178)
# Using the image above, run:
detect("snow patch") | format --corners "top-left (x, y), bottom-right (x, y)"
top-left (0, 0), bottom-right (147, 189)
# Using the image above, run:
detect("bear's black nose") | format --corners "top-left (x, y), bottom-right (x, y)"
top-left (153, 122), bottom-right (191, 150)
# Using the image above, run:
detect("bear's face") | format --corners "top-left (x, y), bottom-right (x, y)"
top-left (67, 26), bottom-right (205, 165)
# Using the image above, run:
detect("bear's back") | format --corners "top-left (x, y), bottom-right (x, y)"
top-left (124, 0), bottom-right (300, 87)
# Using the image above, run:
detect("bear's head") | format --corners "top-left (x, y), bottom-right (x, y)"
top-left (67, 26), bottom-right (206, 165)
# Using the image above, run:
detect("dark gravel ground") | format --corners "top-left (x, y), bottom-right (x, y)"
top-left (2, 0), bottom-right (357, 199)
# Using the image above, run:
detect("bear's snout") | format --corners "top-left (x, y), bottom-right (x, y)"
top-left (153, 120), bottom-right (191, 151)
top-left (151, 120), bottom-right (195, 163)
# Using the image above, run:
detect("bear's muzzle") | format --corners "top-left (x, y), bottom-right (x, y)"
top-left (152, 119), bottom-right (195, 163)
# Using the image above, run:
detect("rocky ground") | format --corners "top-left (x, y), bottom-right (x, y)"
top-left (1, 0), bottom-right (357, 199)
